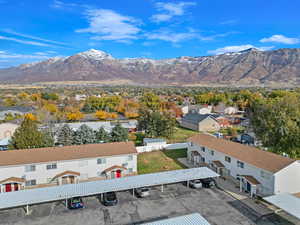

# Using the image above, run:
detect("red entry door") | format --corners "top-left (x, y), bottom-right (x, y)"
top-left (14, 183), bottom-right (19, 191)
top-left (5, 184), bottom-right (12, 192)
top-left (116, 170), bottom-right (122, 178)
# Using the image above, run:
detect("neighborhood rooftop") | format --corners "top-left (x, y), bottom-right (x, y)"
top-left (0, 142), bottom-right (137, 167)
top-left (189, 134), bottom-right (295, 173)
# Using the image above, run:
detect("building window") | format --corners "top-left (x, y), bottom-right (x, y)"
top-left (97, 158), bottom-right (106, 164)
top-left (46, 163), bottom-right (57, 170)
top-left (190, 142), bottom-right (194, 147)
top-left (25, 165), bottom-right (36, 172)
top-left (210, 150), bottom-right (214, 156)
top-left (201, 157), bottom-right (205, 163)
top-left (122, 163), bottom-right (128, 167)
top-left (25, 179), bottom-right (36, 186)
top-left (225, 156), bottom-right (231, 163)
top-left (237, 161), bottom-right (244, 168)
top-left (201, 147), bottom-right (205, 152)
top-left (128, 168), bottom-right (133, 173)
top-left (127, 155), bottom-right (133, 161)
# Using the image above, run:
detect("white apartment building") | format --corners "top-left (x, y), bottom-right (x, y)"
top-left (188, 134), bottom-right (300, 197)
top-left (0, 142), bottom-right (137, 193)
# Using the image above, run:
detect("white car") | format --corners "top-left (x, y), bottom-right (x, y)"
top-left (189, 179), bottom-right (203, 189)
top-left (135, 187), bottom-right (150, 197)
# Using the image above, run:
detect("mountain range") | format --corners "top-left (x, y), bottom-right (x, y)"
top-left (0, 48), bottom-right (299, 86)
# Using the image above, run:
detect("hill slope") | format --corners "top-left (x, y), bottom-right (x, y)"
top-left (0, 48), bottom-right (299, 86)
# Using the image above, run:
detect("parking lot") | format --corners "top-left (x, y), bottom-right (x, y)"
top-left (0, 183), bottom-right (294, 225)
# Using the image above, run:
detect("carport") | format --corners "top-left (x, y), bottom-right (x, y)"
top-left (264, 193), bottom-right (300, 220)
top-left (141, 213), bottom-right (211, 225)
top-left (0, 167), bottom-right (219, 214)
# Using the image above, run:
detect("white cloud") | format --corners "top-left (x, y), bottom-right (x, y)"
top-left (145, 29), bottom-right (199, 43)
top-left (0, 35), bottom-right (53, 47)
top-left (76, 9), bottom-right (141, 42)
top-left (208, 44), bottom-right (274, 55)
top-left (0, 51), bottom-right (51, 60)
top-left (2, 29), bottom-right (68, 46)
top-left (151, 1), bottom-right (196, 23)
top-left (260, 34), bottom-right (300, 44)
top-left (51, 0), bottom-right (82, 9)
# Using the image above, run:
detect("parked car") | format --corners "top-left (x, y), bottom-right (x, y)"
top-left (200, 178), bottom-right (216, 188)
top-left (67, 197), bottom-right (84, 209)
top-left (189, 179), bottom-right (203, 189)
top-left (102, 192), bottom-right (118, 206)
top-left (135, 187), bottom-right (150, 197)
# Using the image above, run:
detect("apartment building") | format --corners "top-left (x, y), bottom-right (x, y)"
top-left (0, 142), bottom-right (137, 193)
top-left (188, 134), bottom-right (300, 197)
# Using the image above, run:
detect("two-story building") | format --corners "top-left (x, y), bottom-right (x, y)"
top-left (188, 134), bottom-right (300, 197)
top-left (0, 142), bottom-right (137, 193)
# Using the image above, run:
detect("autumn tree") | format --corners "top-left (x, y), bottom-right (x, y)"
top-left (66, 111), bottom-right (84, 121)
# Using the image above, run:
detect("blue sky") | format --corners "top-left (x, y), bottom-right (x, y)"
top-left (0, 0), bottom-right (300, 68)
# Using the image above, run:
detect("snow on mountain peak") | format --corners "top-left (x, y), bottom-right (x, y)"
top-left (78, 49), bottom-right (114, 60)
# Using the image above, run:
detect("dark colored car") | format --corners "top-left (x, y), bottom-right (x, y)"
top-left (200, 178), bottom-right (216, 188)
top-left (102, 192), bottom-right (118, 206)
top-left (67, 197), bottom-right (84, 209)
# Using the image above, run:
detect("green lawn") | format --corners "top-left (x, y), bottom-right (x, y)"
top-left (168, 126), bottom-right (199, 143)
top-left (138, 148), bottom-right (187, 174)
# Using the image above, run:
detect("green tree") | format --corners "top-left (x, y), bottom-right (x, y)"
top-left (9, 118), bottom-right (54, 149)
top-left (73, 124), bottom-right (96, 145)
top-left (57, 124), bottom-right (74, 146)
top-left (95, 127), bottom-right (110, 143)
top-left (110, 123), bottom-right (128, 142)
top-left (138, 108), bottom-right (176, 138)
top-left (249, 94), bottom-right (300, 158)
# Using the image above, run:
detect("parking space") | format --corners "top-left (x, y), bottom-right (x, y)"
top-left (0, 184), bottom-right (294, 225)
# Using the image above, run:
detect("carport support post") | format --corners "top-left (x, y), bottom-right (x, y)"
top-left (187, 180), bottom-right (189, 187)
top-left (133, 188), bottom-right (135, 197)
top-left (65, 198), bottom-right (68, 208)
top-left (161, 184), bottom-right (164, 192)
top-left (239, 178), bottom-right (242, 192)
top-left (26, 205), bottom-right (29, 215)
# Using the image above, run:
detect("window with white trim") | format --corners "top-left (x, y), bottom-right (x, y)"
top-left (210, 150), bottom-right (214, 156)
top-left (25, 165), bottom-right (36, 172)
top-left (237, 161), bottom-right (244, 168)
top-left (128, 168), bottom-right (133, 173)
top-left (46, 163), bottom-right (57, 170)
top-left (201, 147), bottom-right (205, 152)
top-left (97, 158), bottom-right (106, 164)
top-left (25, 179), bottom-right (36, 186)
top-left (127, 155), bottom-right (133, 161)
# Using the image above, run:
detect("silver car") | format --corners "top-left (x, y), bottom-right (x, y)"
top-left (189, 179), bottom-right (203, 189)
top-left (135, 187), bottom-right (150, 197)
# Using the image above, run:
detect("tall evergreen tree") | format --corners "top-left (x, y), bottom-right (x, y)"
top-left (57, 124), bottom-right (74, 146)
top-left (9, 118), bottom-right (54, 149)
top-left (95, 127), bottom-right (110, 143)
top-left (110, 123), bottom-right (128, 142)
top-left (73, 124), bottom-right (96, 145)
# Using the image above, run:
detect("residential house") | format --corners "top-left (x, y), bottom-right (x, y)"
top-left (0, 142), bottom-right (137, 193)
top-left (188, 134), bottom-right (300, 197)
top-left (52, 120), bottom-right (138, 134)
top-left (0, 106), bottom-right (34, 120)
top-left (0, 123), bottom-right (19, 150)
top-left (214, 103), bottom-right (238, 115)
top-left (180, 112), bottom-right (220, 132)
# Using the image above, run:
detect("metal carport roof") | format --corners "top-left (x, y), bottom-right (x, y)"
top-left (141, 213), bottom-right (211, 225)
top-left (264, 193), bottom-right (300, 220)
top-left (0, 167), bottom-right (219, 210)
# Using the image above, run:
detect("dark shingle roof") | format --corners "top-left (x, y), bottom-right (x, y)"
top-left (182, 113), bottom-right (217, 124)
